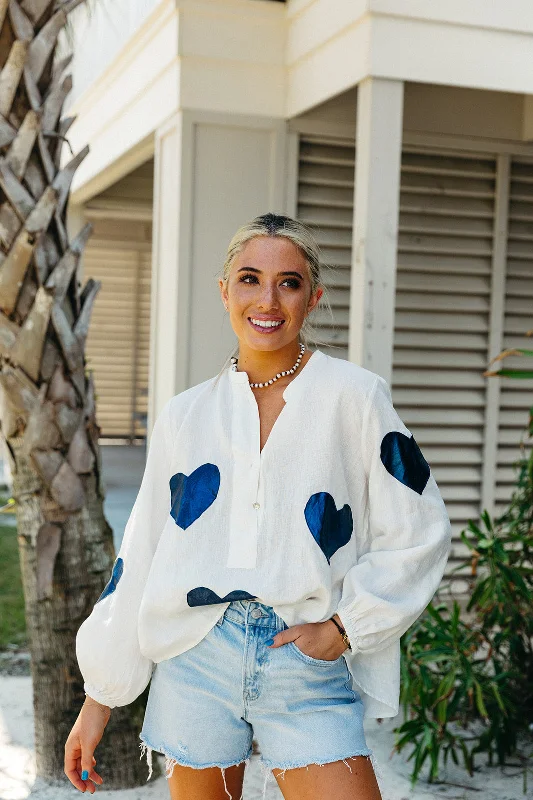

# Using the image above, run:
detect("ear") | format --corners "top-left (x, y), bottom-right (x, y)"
top-left (218, 278), bottom-right (229, 309)
top-left (307, 286), bottom-right (323, 314)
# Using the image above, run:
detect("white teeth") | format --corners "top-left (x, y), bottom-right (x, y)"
top-left (250, 318), bottom-right (284, 328)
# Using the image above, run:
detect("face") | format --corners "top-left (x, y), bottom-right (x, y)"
top-left (219, 236), bottom-right (323, 352)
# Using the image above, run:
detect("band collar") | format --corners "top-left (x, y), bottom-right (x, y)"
top-left (228, 348), bottom-right (324, 401)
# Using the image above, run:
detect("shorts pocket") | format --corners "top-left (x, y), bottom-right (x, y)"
top-left (287, 640), bottom-right (345, 668)
top-left (215, 610), bottom-right (226, 627)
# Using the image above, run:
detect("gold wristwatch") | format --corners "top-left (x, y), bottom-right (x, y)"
top-left (328, 616), bottom-right (351, 651)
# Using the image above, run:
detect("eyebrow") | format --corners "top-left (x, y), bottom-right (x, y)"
top-left (237, 267), bottom-right (304, 279)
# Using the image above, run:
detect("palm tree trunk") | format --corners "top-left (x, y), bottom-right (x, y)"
top-left (0, 0), bottom-right (157, 786)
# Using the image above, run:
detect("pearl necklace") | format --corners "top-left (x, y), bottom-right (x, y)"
top-left (230, 343), bottom-right (306, 388)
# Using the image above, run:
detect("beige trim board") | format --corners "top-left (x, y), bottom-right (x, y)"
top-left (71, 134), bottom-right (155, 205)
top-left (84, 202), bottom-right (153, 222)
top-left (289, 116), bottom-right (533, 161)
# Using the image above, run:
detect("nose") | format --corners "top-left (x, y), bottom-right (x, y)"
top-left (257, 281), bottom-right (280, 310)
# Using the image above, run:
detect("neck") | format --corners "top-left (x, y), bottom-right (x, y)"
top-left (235, 341), bottom-right (304, 384)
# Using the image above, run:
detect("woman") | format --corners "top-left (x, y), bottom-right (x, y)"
top-left (65, 213), bottom-right (451, 800)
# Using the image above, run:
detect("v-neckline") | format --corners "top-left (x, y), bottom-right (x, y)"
top-left (230, 349), bottom-right (322, 457)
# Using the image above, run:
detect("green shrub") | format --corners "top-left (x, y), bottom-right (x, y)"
top-left (395, 409), bottom-right (533, 787)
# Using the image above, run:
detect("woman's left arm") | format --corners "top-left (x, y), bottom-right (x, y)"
top-left (334, 374), bottom-right (452, 656)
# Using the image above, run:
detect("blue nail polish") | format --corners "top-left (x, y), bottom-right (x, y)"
top-left (265, 638), bottom-right (274, 646)
top-left (81, 770), bottom-right (88, 780)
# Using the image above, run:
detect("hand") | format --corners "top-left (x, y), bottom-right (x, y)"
top-left (64, 697), bottom-right (111, 793)
top-left (267, 619), bottom-right (348, 661)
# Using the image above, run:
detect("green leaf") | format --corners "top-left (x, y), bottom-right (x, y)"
top-left (413, 741), bottom-right (430, 784)
top-left (501, 348), bottom-right (533, 357)
top-left (459, 739), bottom-right (473, 776)
top-left (477, 539), bottom-right (494, 549)
top-left (473, 680), bottom-right (488, 720)
top-left (491, 682), bottom-right (506, 714)
top-left (416, 651), bottom-right (453, 664)
top-left (491, 369), bottom-right (533, 379)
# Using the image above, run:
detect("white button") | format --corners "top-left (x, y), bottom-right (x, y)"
top-left (251, 608), bottom-right (262, 618)
top-left (253, 502), bottom-right (260, 509)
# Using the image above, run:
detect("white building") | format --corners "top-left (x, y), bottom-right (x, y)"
top-left (64, 0), bottom-right (533, 588)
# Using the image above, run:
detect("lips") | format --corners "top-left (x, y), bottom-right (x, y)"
top-left (248, 317), bottom-right (285, 333)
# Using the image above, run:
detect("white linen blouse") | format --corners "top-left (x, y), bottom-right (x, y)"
top-left (76, 348), bottom-right (451, 718)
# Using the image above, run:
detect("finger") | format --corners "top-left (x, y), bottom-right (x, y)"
top-left (266, 627), bottom-right (302, 648)
top-left (80, 756), bottom-right (103, 786)
top-left (81, 753), bottom-right (97, 793)
top-left (65, 747), bottom-right (87, 792)
top-left (89, 767), bottom-right (104, 786)
top-left (79, 772), bottom-right (95, 795)
top-left (64, 762), bottom-right (87, 792)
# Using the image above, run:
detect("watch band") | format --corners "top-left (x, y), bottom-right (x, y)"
top-left (328, 616), bottom-right (351, 651)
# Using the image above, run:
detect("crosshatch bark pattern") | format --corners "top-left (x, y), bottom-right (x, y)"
top-left (0, 0), bottom-right (156, 786)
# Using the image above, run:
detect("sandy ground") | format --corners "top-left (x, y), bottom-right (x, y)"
top-left (1, 672), bottom-right (530, 800)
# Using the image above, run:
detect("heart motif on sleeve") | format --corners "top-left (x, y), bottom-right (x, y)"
top-left (96, 557), bottom-right (123, 604)
top-left (304, 492), bottom-right (353, 564)
top-left (187, 588), bottom-right (257, 607)
top-left (380, 431), bottom-right (430, 495)
top-left (170, 463), bottom-right (220, 529)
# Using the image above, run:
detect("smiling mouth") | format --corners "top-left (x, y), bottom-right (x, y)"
top-left (248, 317), bottom-right (285, 332)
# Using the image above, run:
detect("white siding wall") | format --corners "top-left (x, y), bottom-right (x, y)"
top-left (60, 0), bottom-right (164, 110)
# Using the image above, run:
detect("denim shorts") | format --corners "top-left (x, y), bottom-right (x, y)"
top-left (139, 599), bottom-right (373, 797)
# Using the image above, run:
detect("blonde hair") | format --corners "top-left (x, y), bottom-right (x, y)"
top-left (217, 212), bottom-right (333, 378)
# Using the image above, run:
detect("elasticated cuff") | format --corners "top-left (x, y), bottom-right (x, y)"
top-left (83, 683), bottom-right (117, 709)
top-left (334, 607), bottom-right (363, 656)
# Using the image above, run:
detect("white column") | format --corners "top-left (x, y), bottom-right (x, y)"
top-left (148, 109), bottom-right (289, 434)
top-left (148, 111), bottom-right (192, 434)
top-left (348, 77), bottom-right (404, 384)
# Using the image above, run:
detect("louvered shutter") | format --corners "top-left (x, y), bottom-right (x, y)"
top-left (394, 150), bottom-right (496, 585)
top-left (83, 216), bottom-right (152, 439)
top-left (297, 135), bottom-right (355, 359)
top-left (496, 158), bottom-right (533, 513)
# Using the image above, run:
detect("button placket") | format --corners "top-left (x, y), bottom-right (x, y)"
top-left (226, 385), bottom-right (261, 569)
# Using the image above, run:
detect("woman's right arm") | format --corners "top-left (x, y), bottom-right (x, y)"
top-left (75, 397), bottom-right (174, 708)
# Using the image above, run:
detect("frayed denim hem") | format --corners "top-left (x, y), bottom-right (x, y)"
top-left (257, 749), bottom-right (382, 800)
top-left (139, 737), bottom-right (382, 800)
top-left (138, 736), bottom-right (253, 799)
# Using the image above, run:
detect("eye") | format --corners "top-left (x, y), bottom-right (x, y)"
top-left (281, 278), bottom-right (301, 289)
top-left (239, 273), bottom-right (259, 284)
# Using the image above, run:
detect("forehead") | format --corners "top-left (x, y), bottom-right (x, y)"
top-left (233, 236), bottom-right (308, 268)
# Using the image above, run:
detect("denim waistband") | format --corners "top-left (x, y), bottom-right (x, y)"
top-left (222, 599), bottom-right (286, 632)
